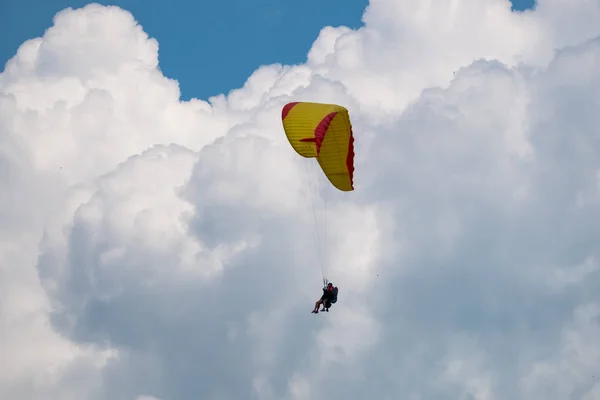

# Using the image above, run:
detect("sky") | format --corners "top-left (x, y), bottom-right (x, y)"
top-left (2, 0), bottom-right (534, 100)
top-left (2, 0), bottom-right (600, 400)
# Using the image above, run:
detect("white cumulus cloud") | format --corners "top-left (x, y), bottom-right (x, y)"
top-left (2, 1), bottom-right (600, 399)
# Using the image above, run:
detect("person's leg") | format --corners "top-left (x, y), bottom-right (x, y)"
top-left (313, 299), bottom-right (323, 312)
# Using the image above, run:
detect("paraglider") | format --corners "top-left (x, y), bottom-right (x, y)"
top-left (280, 101), bottom-right (355, 313)
top-left (312, 282), bottom-right (338, 313)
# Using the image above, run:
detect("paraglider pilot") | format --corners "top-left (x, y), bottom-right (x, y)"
top-left (312, 282), bottom-right (338, 313)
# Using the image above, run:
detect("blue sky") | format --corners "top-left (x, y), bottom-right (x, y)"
top-left (1, 0), bottom-right (535, 101)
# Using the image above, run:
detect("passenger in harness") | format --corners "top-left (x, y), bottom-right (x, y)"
top-left (311, 282), bottom-right (338, 313)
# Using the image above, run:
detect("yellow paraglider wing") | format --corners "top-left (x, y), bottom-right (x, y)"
top-left (281, 102), bottom-right (355, 191)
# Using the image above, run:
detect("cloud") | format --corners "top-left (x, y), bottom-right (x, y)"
top-left (2, 1), bottom-right (600, 399)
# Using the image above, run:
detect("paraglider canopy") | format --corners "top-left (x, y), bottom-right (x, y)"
top-left (281, 102), bottom-right (355, 192)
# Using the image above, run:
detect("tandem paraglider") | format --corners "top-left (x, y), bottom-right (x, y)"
top-left (311, 282), bottom-right (339, 313)
top-left (280, 101), bottom-right (355, 314)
